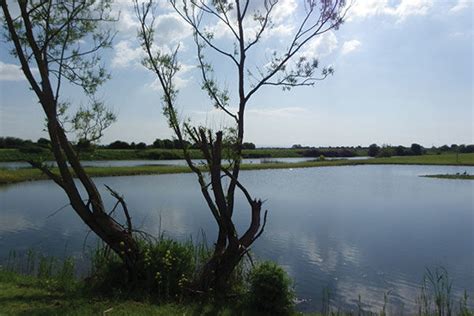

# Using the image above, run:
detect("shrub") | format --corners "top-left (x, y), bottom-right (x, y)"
top-left (89, 238), bottom-right (199, 300)
top-left (377, 147), bottom-right (394, 158)
top-left (247, 261), bottom-right (294, 315)
top-left (368, 144), bottom-right (380, 157)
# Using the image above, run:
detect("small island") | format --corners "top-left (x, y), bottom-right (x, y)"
top-left (422, 172), bottom-right (474, 180)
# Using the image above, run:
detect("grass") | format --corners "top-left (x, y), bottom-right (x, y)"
top-left (0, 270), bottom-right (209, 315)
top-left (1, 267), bottom-right (472, 316)
top-left (0, 268), bottom-right (321, 316)
top-left (1, 153), bottom-right (473, 185)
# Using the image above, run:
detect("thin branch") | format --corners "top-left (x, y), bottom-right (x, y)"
top-left (104, 184), bottom-right (132, 233)
top-left (27, 160), bottom-right (64, 188)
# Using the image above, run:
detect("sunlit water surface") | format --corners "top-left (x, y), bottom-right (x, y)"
top-left (0, 165), bottom-right (472, 313)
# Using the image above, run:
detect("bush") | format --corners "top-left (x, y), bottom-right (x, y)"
top-left (247, 261), bottom-right (294, 315)
top-left (377, 147), bottom-right (393, 158)
top-left (368, 144), bottom-right (380, 157)
top-left (108, 140), bottom-right (131, 149)
top-left (242, 142), bottom-right (256, 150)
top-left (89, 238), bottom-right (199, 300)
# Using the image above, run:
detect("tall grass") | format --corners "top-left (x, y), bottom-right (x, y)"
top-left (317, 267), bottom-right (472, 316)
top-left (4, 249), bottom-right (77, 292)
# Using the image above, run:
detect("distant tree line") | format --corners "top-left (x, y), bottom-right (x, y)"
top-left (366, 143), bottom-right (474, 157)
top-left (107, 139), bottom-right (256, 150)
top-left (2, 137), bottom-right (474, 157)
top-left (0, 137), bottom-right (257, 151)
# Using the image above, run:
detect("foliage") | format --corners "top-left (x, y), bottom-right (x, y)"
top-left (108, 140), bottom-right (132, 149)
top-left (376, 146), bottom-right (394, 158)
top-left (4, 249), bottom-right (78, 293)
top-left (368, 144), bottom-right (380, 157)
top-left (247, 261), bottom-right (295, 315)
top-left (0, 137), bottom-right (32, 149)
top-left (411, 143), bottom-right (424, 156)
top-left (70, 100), bottom-right (117, 144)
top-left (242, 142), bottom-right (256, 150)
top-left (302, 148), bottom-right (356, 158)
top-left (88, 238), bottom-right (207, 301)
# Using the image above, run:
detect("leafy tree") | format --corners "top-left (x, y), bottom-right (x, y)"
top-left (377, 146), bottom-right (393, 158)
top-left (410, 143), bottom-right (423, 155)
top-left (242, 142), bottom-right (256, 150)
top-left (108, 140), bottom-right (131, 149)
top-left (368, 144), bottom-right (380, 157)
top-left (394, 145), bottom-right (407, 156)
top-left (439, 145), bottom-right (450, 152)
top-left (1, 0), bottom-right (141, 274)
top-left (0, 136), bottom-right (27, 148)
top-left (162, 139), bottom-right (174, 149)
top-left (37, 138), bottom-right (51, 148)
top-left (70, 100), bottom-right (116, 145)
top-left (136, 142), bottom-right (147, 150)
top-left (136, 0), bottom-right (348, 292)
top-left (153, 138), bottom-right (164, 148)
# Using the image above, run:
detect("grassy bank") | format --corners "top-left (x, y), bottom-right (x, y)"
top-left (0, 269), bottom-right (267, 316)
top-left (1, 153), bottom-right (473, 185)
top-left (1, 268), bottom-right (472, 316)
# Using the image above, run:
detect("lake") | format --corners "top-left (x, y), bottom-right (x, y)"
top-left (0, 156), bottom-right (370, 169)
top-left (0, 164), bottom-right (472, 313)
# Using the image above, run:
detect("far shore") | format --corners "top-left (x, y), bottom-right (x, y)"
top-left (1, 153), bottom-right (473, 185)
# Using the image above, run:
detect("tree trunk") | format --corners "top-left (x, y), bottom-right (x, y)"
top-left (195, 244), bottom-right (244, 293)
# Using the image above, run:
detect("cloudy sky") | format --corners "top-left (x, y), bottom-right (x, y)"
top-left (0, 0), bottom-right (472, 147)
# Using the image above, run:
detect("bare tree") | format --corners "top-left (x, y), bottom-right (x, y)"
top-left (136, 0), bottom-right (348, 292)
top-left (1, 0), bottom-right (140, 276)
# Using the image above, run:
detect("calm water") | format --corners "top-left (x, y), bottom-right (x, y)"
top-left (0, 156), bottom-right (370, 169)
top-left (0, 165), bottom-right (472, 312)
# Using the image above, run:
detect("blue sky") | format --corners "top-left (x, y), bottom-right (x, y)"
top-left (0, 0), bottom-right (472, 147)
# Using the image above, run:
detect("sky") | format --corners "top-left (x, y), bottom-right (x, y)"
top-left (0, 0), bottom-right (472, 148)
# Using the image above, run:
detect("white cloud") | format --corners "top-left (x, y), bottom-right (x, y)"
top-left (0, 61), bottom-right (26, 81)
top-left (450, 0), bottom-right (471, 13)
top-left (299, 31), bottom-right (339, 58)
top-left (349, 0), bottom-right (433, 21)
top-left (111, 40), bottom-right (144, 69)
top-left (341, 39), bottom-right (362, 55)
top-left (270, 0), bottom-right (298, 23)
top-left (392, 0), bottom-right (432, 20)
top-left (153, 12), bottom-right (192, 44)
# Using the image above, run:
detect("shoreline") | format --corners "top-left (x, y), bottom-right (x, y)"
top-left (1, 153), bottom-right (473, 185)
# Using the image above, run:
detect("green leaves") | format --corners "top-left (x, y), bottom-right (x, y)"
top-left (71, 99), bottom-right (116, 144)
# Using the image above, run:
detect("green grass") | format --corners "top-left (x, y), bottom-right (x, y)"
top-left (0, 270), bottom-right (207, 315)
top-left (0, 269), bottom-right (320, 316)
top-left (1, 153), bottom-right (473, 185)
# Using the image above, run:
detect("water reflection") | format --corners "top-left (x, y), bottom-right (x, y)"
top-left (0, 213), bottom-right (37, 233)
top-left (0, 165), bottom-right (472, 312)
